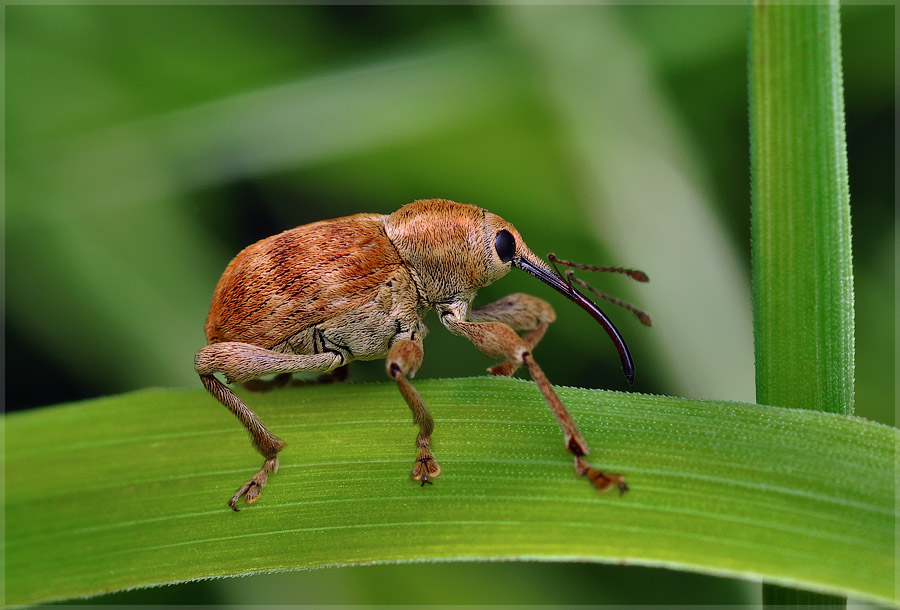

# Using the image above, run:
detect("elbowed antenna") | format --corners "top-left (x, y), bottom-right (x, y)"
top-left (515, 255), bottom-right (636, 384)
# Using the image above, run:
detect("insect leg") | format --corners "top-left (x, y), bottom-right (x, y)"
top-left (385, 338), bottom-right (440, 485)
top-left (468, 292), bottom-right (556, 376)
top-left (441, 313), bottom-right (627, 494)
top-left (194, 341), bottom-right (344, 510)
top-left (522, 354), bottom-right (627, 494)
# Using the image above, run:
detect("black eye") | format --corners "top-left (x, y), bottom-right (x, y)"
top-left (494, 230), bottom-right (516, 263)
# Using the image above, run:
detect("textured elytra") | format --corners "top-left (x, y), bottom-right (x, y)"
top-left (205, 213), bottom-right (414, 359)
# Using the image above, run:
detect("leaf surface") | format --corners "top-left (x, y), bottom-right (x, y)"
top-left (5, 379), bottom-right (894, 605)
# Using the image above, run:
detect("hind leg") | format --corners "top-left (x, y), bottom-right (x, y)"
top-left (195, 342), bottom-right (344, 510)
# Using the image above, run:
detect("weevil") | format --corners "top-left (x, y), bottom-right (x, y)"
top-left (195, 198), bottom-right (650, 510)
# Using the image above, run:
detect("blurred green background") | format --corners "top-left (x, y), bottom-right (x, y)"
top-left (6, 4), bottom-right (893, 605)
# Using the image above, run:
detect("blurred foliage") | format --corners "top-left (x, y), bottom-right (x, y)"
top-left (5, 3), bottom-right (893, 606)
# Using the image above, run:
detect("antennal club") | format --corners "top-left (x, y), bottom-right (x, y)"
top-left (548, 253), bottom-right (653, 327)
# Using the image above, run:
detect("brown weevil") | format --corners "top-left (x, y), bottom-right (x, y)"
top-left (195, 198), bottom-right (650, 510)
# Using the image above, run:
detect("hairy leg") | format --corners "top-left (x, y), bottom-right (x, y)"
top-left (195, 341), bottom-right (344, 509)
top-left (441, 309), bottom-right (626, 493)
top-left (468, 293), bottom-right (555, 376)
top-left (385, 338), bottom-right (440, 485)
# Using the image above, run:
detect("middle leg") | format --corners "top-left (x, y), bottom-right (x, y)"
top-left (385, 338), bottom-right (441, 485)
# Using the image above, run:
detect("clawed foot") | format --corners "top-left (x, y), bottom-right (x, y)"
top-left (229, 457), bottom-right (279, 511)
top-left (575, 456), bottom-right (628, 495)
top-left (411, 435), bottom-right (441, 486)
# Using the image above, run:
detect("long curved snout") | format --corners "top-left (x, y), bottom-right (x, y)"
top-left (515, 254), bottom-right (636, 384)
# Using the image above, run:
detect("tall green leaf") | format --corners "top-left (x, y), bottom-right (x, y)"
top-left (750, 1), bottom-right (856, 606)
top-left (750, 1), bottom-right (854, 414)
top-left (5, 381), bottom-right (894, 606)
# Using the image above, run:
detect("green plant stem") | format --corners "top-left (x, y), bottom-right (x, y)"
top-left (750, 1), bottom-right (856, 607)
top-left (4, 380), bottom-right (894, 606)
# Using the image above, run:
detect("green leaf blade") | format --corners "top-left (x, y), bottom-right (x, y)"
top-left (750, 1), bottom-right (854, 415)
top-left (5, 380), bottom-right (894, 606)
top-left (750, 3), bottom-right (857, 605)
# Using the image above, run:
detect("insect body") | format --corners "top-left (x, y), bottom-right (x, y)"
top-left (195, 199), bottom-right (649, 510)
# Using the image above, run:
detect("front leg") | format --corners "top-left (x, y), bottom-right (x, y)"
top-left (522, 353), bottom-right (627, 494)
top-left (385, 338), bottom-right (441, 485)
top-left (468, 293), bottom-right (556, 376)
top-left (440, 308), bottom-right (627, 494)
